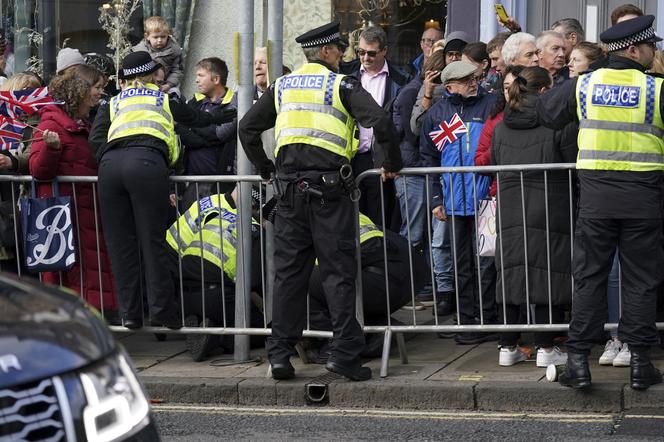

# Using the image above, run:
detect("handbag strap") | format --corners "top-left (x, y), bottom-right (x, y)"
top-left (30, 177), bottom-right (61, 198)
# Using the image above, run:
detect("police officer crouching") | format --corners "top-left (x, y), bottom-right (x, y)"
top-left (538, 15), bottom-right (664, 390)
top-left (238, 21), bottom-right (402, 381)
top-left (90, 51), bottom-right (236, 330)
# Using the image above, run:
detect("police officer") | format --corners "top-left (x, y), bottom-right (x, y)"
top-left (537, 15), bottom-right (664, 390)
top-left (90, 51), bottom-right (236, 330)
top-left (166, 188), bottom-right (263, 360)
top-left (238, 21), bottom-right (402, 381)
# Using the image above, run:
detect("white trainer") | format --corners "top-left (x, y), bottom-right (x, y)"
top-left (499, 346), bottom-right (528, 367)
top-left (613, 343), bottom-right (631, 367)
top-left (536, 346), bottom-right (568, 367)
top-left (599, 339), bottom-right (622, 365)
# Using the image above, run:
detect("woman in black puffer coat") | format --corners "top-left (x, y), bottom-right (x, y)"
top-left (490, 66), bottom-right (577, 368)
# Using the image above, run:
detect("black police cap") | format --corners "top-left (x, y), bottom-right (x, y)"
top-left (600, 14), bottom-right (662, 52)
top-left (295, 21), bottom-right (348, 49)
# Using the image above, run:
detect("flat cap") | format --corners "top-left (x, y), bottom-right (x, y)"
top-left (441, 60), bottom-right (477, 84)
top-left (295, 21), bottom-right (348, 49)
top-left (600, 14), bottom-right (662, 52)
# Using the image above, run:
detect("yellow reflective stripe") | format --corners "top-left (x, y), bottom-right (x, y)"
top-left (187, 240), bottom-right (227, 261)
top-left (279, 127), bottom-right (347, 149)
top-left (579, 119), bottom-right (664, 138)
top-left (109, 120), bottom-right (171, 140)
top-left (578, 150), bottom-right (664, 164)
top-left (114, 103), bottom-right (172, 121)
top-left (279, 102), bottom-right (348, 124)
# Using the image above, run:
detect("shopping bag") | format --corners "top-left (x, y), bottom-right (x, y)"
top-left (477, 197), bottom-right (496, 257)
top-left (19, 179), bottom-right (76, 272)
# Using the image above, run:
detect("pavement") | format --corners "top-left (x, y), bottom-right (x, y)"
top-left (117, 313), bottom-right (664, 414)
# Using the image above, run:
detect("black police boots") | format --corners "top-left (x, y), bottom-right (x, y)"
top-left (434, 291), bottom-right (456, 316)
top-left (271, 360), bottom-right (295, 380)
top-left (630, 348), bottom-right (663, 390)
top-left (559, 352), bottom-right (592, 389)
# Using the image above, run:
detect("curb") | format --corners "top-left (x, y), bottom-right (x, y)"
top-left (141, 376), bottom-right (664, 412)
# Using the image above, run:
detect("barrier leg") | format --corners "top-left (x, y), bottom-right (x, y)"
top-left (396, 332), bottom-right (408, 365)
top-left (380, 329), bottom-right (393, 378)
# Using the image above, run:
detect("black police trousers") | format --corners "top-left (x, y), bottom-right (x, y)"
top-left (98, 147), bottom-right (178, 323)
top-left (266, 178), bottom-right (365, 366)
top-left (566, 217), bottom-right (664, 354)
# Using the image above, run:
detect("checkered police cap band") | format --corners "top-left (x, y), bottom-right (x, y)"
top-left (607, 26), bottom-right (656, 52)
top-left (301, 32), bottom-right (341, 48)
top-left (122, 60), bottom-right (158, 77)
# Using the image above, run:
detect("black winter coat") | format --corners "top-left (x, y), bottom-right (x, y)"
top-left (491, 93), bottom-right (575, 306)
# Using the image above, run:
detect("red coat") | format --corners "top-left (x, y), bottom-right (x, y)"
top-left (474, 111), bottom-right (503, 197)
top-left (29, 105), bottom-right (118, 312)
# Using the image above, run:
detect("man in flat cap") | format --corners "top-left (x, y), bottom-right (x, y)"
top-left (538, 15), bottom-right (664, 390)
top-left (238, 21), bottom-right (402, 382)
top-left (419, 60), bottom-right (499, 345)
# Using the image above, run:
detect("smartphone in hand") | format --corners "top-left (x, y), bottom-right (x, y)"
top-left (495, 3), bottom-right (510, 24)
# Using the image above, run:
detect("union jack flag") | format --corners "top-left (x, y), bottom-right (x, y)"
top-left (0, 116), bottom-right (27, 151)
top-left (429, 112), bottom-right (468, 151)
top-left (0, 87), bottom-right (61, 119)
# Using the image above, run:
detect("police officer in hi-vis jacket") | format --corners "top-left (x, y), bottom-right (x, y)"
top-left (90, 51), bottom-right (236, 330)
top-left (537, 15), bottom-right (664, 390)
top-left (238, 21), bottom-right (402, 381)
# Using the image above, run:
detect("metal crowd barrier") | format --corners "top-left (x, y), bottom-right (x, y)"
top-left (0, 165), bottom-right (655, 378)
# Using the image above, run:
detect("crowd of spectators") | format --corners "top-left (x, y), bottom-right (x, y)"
top-left (0, 5), bottom-right (661, 366)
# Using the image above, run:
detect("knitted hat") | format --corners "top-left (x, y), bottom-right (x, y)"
top-left (56, 48), bottom-right (85, 74)
top-left (119, 51), bottom-right (161, 80)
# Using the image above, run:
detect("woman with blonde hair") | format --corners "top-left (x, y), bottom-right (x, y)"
top-left (568, 42), bottom-right (607, 77)
top-left (29, 65), bottom-right (120, 317)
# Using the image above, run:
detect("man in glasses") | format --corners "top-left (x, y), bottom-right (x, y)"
top-left (410, 26), bottom-right (444, 77)
top-left (238, 21), bottom-right (402, 382)
top-left (419, 60), bottom-right (499, 345)
top-left (349, 25), bottom-right (411, 226)
top-left (443, 31), bottom-right (470, 66)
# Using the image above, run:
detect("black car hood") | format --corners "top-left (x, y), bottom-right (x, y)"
top-left (0, 274), bottom-right (116, 389)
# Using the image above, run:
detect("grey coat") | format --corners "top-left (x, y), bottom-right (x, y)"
top-left (490, 94), bottom-right (576, 307)
top-left (132, 37), bottom-right (184, 87)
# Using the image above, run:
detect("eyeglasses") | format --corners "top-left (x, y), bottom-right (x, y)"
top-left (421, 38), bottom-right (437, 45)
top-left (452, 76), bottom-right (479, 86)
top-left (356, 49), bottom-right (381, 57)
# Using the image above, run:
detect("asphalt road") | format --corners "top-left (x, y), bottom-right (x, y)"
top-left (152, 405), bottom-right (664, 441)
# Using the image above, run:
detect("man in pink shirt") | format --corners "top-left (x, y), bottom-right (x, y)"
top-left (350, 26), bottom-right (411, 225)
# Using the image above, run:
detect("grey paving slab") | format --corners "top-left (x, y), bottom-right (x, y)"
top-left (139, 352), bottom-right (260, 378)
top-left (142, 376), bottom-right (240, 405)
top-left (329, 379), bottom-right (476, 410)
top-left (475, 381), bottom-right (624, 413)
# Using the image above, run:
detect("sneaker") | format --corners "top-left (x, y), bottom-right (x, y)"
top-left (499, 346), bottom-right (528, 366)
top-left (536, 346), bottom-right (568, 367)
top-left (613, 343), bottom-right (631, 367)
top-left (401, 301), bottom-right (425, 311)
top-left (599, 339), bottom-right (622, 365)
top-left (416, 292), bottom-right (435, 307)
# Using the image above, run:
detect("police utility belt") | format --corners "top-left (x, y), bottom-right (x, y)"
top-left (273, 164), bottom-right (360, 205)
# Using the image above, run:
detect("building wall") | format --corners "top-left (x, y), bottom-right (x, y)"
top-left (182, 0), bottom-right (331, 98)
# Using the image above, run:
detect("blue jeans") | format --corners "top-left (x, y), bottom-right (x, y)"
top-left (394, 175), bottom-right (427, 245)
top-left (432, 216), bottom-right (454, 293)
top-left (607, 248), bottom-right (620, 338)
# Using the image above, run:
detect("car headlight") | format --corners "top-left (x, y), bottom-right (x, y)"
top-left (79, 351), bottom-right (150, 442)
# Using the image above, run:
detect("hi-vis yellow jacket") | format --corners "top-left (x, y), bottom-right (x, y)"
top-left (575, 68), bottom-right (664, 171)
top-left (109, 82), bottom-right (179, 165)
top-left (273, 63), bottom-right (358, 160)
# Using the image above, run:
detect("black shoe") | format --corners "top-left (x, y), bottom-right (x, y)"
top-left (454, 332), bottom-right (498, 345)
top-left (325, 361), bottom-right (372, 381)
top-left (559, 352), bottom-right (591, 389)
top-left (122, 318), bottom-right (143, 330)
top-left (150, 315), bottom-right (183, 330)
top-left (433, 292), bottom-right (456, 316)
top-left (630, 348), bottom-right (663, 390)
top-left (271, 360), bottom-right (295, 380)
top-left (185, 316), bottom-right (220, 362)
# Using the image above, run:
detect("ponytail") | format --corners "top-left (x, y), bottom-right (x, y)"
top-left (506, 66), bottom-right (551, 111)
